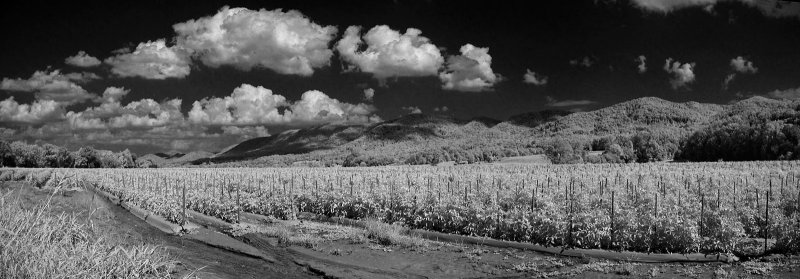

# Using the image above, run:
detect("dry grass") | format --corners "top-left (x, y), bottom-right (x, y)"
top-left (0, 190), bottom-right (176, 279)
top-left (228, 222), bottom-right (320, 248)
top-left (362, 219), bottom-right (428, 248)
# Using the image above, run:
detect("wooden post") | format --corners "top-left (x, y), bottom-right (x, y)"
top-left (182, 182), bottom-right (186, 225)
top-left (611, 191), bottom-right (615, 251)
top-left (237, 183), bottom-right (241, 223)
top-left (765, 189), bottom-right (770, 254)
top-left (700, 194), bottom-right (705, 236)
top-left (733, 179), bottom-right (737, 210)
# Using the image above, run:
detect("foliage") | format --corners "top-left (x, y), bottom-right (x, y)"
top-left (0, 140), bottom-right (145, 168)
top-left (54, 160), bottom-right (800, 256)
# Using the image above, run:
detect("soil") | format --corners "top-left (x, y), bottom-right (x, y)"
top-left (3, 180), bottom-right (800, 279)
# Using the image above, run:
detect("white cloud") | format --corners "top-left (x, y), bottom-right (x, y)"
top-left (663, 58), bottom-right (696, 89)
top-left (439, 44), bottom-right (500, 92)
top-left (64, 51), bottom-right (101, 67)
top-left (173, 6), bottom-right (337, 76)
top-left (0, 69), bottom-right (98, 105)
top-left (723, 57), bottom-right (757, 91)
top-left (287, 90), bottom-right (378, 123)
top-left (570, 56), bottom-right (594, 68)
top-left (635, 55), bottom-right (647, 73)
top-left (221, 125), bottom-right (270, 139)
top-left (730, 56), bottom-right (757, 74)
top-left (188, 84), bottom-right (378, 126)
top-left (336, 25), bottom-right (444, 79)
top-left (105, 39), bottom-right (191, 79)
top-left (723, 74), bottom-right (736, 91)
top-left (546, 96), bottom-right (597, 107)
top-left (107, 99), bottom-right (184, 128)
top-left (523, 69), bottom-right (548, 85)
top-left (766, 86), bottom-right (800, 100)
top-left (433, 106), bottom-right (449, 112)
top-left (66, 97), bottom-right (184, 129)
top-left (402, 106), bottom-right (422, 114)
top-left (100, 87), bottom-right (130, 104)
top-left (0, 97), bottom-right (64, 123)
top-left (189, 84), bottom-right (288, 125)
top-left (363, 88), bottom-right (375, 102)
top-left (629, 0), bottom-right (800, 19)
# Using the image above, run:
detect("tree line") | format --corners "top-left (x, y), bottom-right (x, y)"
top-left (0, 140), bottom-right (154, 168)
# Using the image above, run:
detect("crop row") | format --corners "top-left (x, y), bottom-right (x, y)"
top-left (5, 161), bottom-right (798, 255)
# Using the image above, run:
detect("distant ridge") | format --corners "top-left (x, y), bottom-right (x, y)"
top-left (176, 96), bottom-right (793, 167)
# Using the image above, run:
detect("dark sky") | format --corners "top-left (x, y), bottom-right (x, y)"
top-left (1, 0), bottom-right (799, 153)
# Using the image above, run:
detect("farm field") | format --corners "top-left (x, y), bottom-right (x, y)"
top-left (6, 161), bottom-right (799, 258)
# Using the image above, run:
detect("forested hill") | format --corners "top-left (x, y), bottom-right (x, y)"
top-left (203, 96), bottom-right (775, 167)
top-left (677, 96), bottom-right (800, 161)
top-left (532, 97), bottom-right (724, 138)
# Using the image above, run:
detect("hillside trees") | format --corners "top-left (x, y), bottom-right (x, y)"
top-left (0, 140), bottom-right (143, 168)
top-left (676, 100), bottom-right (800, 162)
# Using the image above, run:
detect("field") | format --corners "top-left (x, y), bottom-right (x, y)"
top-left (3, 161), bottom-right (800, 258)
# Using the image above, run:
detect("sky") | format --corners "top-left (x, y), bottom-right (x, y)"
top-left (1, 0), bottom-right (799, 154)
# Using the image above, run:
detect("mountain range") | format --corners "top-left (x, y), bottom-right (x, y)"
top-left (158, 96), bottom-right (796, 167)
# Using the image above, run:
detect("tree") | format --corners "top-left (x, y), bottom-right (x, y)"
top-left (73, 147), bottom-right (101, 168)
top-left (0, 140), bottom-right (13, 167)
top-left (118, 149), bottom-right (137, 168)
top-left (10, 141), bottom-right (42, 167)
top-left (42, 144), bottom-right (73, 167)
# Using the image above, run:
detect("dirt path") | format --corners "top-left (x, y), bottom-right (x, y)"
top-left (1, 182), bottom-right (316, 279)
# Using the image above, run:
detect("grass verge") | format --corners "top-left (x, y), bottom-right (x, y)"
top-left (0, 191), bottom-right (176, 279)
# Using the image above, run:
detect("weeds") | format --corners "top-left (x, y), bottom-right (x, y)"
top-left (362, 218), bottom-right (428, 248)
top-left (0, 191), bottom-right (175, 278)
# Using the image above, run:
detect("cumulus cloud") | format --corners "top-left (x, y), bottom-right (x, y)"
top-left (439, 44), bottom-right (501, 92)
top-left (287, 90), bottom-right (378, 123)
top-left (570, 56), bottom-right (594, 68)
top-left (105, 39), bottom-right (191, 79)
top-left (635, 55), bottom-right (647, 73)
top-left (523, 69), bottom-right (548, 85)
top-left (363, 88), bottom-right (375, 102)
top-left (107, 99), bottom-right (184, 128)
top-left (663, 58), bottom-right (696, 89)
top-left (402, 106), bottom-right (422, 114)
top-left (629, 0), bottom-right (800, 19)
top-left (0, 97), bottom-right (64, 123)
top-left (66, 97), bottom-right (184, 130)
top-left (189, 84), bottom-right (378, 126)
top-left (3, 82), bottom-right (380, 154)
top-left (730, 56), bottom-right (757, 74)
top-left (64, 51), bottom-right (101, 67)
top-left (99, 87), bottom-right (130, 104)
top-left (336, 25), bottom-right (444, 80)
top-left (0, 69), bottom-right (98, 105)
top-left (724, 56), bottom-right (757, 90)
top-left (433, 106), bottom-right (449, 112)
top-left (173, 6), bottom-right (337, 76)
top-left (189, 84), bottom-right (288, 125)
top-left (546, 96), bottom-right (597, 107)
top-left (766, 86), bottom-right (800, 100)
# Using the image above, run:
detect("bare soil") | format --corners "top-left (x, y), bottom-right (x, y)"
top-left (3, 180), bottom-right (799, 279)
